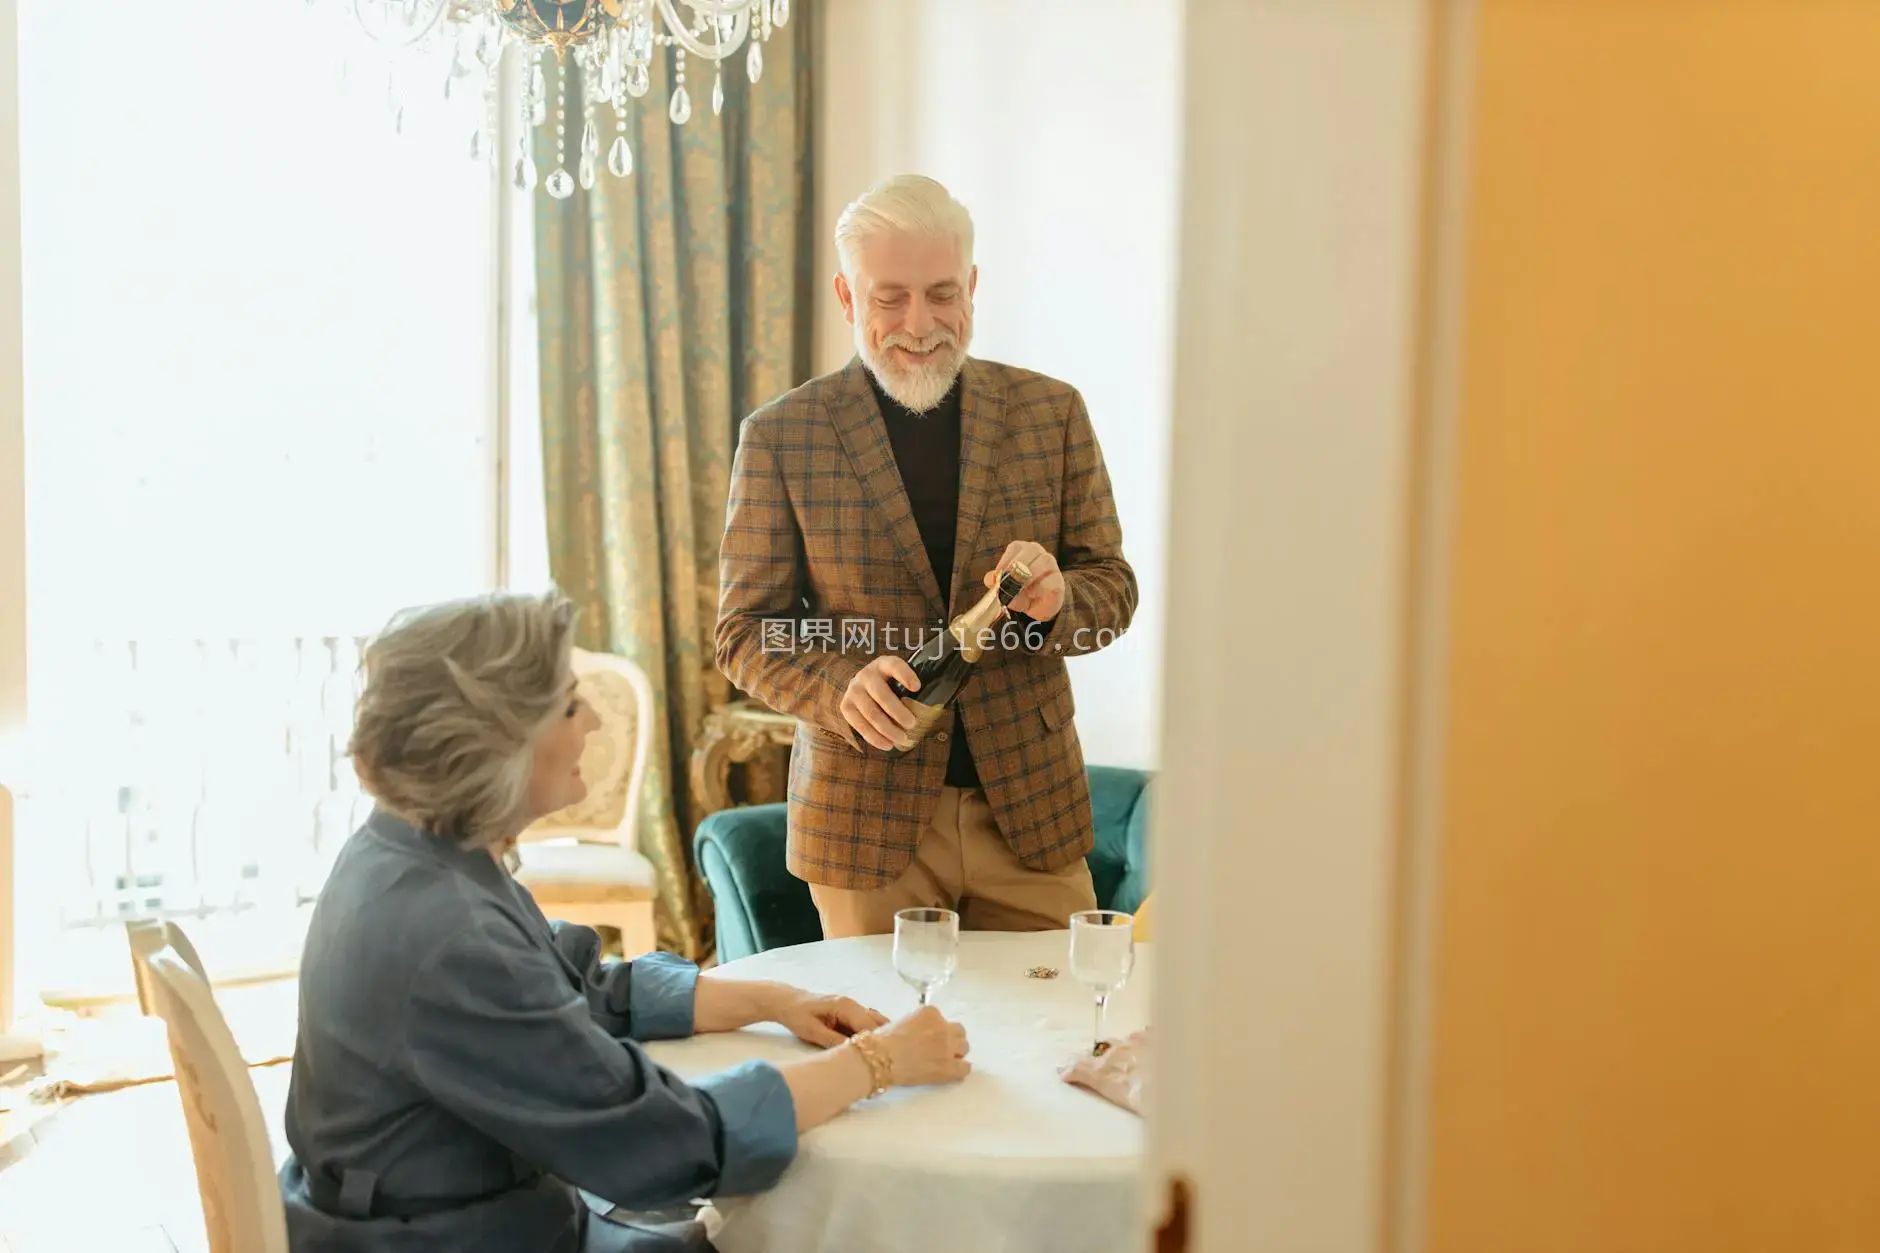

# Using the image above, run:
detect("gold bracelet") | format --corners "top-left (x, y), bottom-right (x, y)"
top-left (847, 1030), bottom-right (893, 1098)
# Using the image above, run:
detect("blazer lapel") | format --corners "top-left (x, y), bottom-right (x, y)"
top-left (828, 357), bottom-right (946, 617)
top-left (948, 358), bottom-right (1007, 615)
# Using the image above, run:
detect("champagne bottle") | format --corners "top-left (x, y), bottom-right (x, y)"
top-left (885, 560), bottom-right (1033, 755)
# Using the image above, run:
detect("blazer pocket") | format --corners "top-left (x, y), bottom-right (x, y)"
top-left (1039, 680), bottom-right (1077, 732)
top-left (800, 719), bottom-right (863, 755)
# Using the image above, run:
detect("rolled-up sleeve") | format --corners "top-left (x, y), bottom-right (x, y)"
top-left (404, 919), bottom-right (798, 1209)
top-left (624, 951), bottom-right (701, 1041)
top-left (693, 1061), bottom-right (799, 1196)
top-left (547, 922), bottom-right (699, 1042)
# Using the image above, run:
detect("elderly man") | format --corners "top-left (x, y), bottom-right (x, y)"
top-left (714, 174), bottom-right (1137, 938)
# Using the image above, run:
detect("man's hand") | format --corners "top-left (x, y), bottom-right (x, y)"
top-left (840, 654), bottom-right (922, 751)
top-left (772, 990), bottom-right (890, 1049)
top-left (984, 541), bottom-right (1066, 622)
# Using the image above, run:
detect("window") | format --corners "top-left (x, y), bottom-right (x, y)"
top-left (14, 0), bottom-right (501, 1000)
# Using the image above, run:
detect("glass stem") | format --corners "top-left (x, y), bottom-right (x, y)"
top-left (1094, 993), bottom-right (1109, 1050)
top-left (920, 985), bottom-right (932, 1007)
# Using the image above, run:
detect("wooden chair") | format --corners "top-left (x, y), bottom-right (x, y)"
top-left (128, 916), bottom-right (209, 1015)
top-left (134, 920), bottom-right (290, 1253)
top-left (512, 647), bottom-right (661, 958)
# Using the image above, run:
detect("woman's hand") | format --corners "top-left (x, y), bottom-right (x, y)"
top-left (876, 1005), bottom-right (972, 1086)
top-left (775, 1004), bottom-right (972, 1134)
top-left (772, 989), bottom-right (889, 1048)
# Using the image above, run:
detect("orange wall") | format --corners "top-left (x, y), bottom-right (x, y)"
top-left (1429, 4), bottom-right (1880, 1251)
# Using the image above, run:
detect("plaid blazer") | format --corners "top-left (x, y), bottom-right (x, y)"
top-left (714, 355), bottom-right (1138, 890)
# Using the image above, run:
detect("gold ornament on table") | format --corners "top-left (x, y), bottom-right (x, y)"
top-left (324, 0), bottom-right (789, 198)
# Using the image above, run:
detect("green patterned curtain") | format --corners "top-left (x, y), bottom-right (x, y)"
top-left (533, 11), bottom-right (815, 960)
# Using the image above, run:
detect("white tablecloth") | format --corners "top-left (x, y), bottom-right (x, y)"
top-left (645, 931), bottom-right (1151, 1253)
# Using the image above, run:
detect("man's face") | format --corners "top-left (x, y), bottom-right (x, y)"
top-left (836, 230), bottom-right (976, 413)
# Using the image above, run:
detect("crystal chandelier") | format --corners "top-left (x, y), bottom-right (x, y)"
top-left (337, 0), bottom-right (790, 198)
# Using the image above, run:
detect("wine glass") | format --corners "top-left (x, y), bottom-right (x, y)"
top-left (1069, 909), bottom-right (1136, 1054)
top-left (893, 907), bottom-right (959, 1006)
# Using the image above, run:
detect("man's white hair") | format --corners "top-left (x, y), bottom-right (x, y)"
top-left (834, 174), bottom-right (975, 278)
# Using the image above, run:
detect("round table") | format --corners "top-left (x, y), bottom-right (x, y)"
top-left (644, 931), bottom-right (1151, 1253)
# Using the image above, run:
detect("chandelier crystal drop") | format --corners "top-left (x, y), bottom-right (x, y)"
top-left (327, 0), bottom-right (787, 196)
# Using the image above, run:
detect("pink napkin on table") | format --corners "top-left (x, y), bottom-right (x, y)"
top-left (1060, 1028), bottom-right (1148, 1115)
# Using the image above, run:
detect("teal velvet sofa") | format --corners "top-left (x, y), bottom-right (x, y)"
top-left (694, 764), bottom-right (1154, 963)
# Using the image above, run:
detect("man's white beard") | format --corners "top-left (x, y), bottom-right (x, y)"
top-left (858, 325), bottom-right (969, 414)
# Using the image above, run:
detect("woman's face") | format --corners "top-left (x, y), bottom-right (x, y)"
top-left (528, 676), bottom-right (601, 821)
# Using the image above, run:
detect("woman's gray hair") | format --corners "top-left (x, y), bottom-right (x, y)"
top-left (348, 589), bottom-right (579, 849)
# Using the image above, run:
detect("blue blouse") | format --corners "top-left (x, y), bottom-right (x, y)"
top-left (278, 809), bottom-right (796, 1252)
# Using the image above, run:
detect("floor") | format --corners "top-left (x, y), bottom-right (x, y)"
top-left (0, 1061), bottom-right (291, 1252)
top-left (0, 1006), bottom-right (293, 1253)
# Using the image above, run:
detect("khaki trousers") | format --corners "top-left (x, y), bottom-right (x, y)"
top-left (809, 787), bottom-right (1099, 937)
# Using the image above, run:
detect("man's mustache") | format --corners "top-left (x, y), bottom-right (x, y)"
top-left (881, 330), bottom-right (958, 354)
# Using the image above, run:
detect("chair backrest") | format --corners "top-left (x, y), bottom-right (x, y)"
top-left (137, 929), bottom-right (290, 1253)
top-left (522, 646), bottom-right (655, 848)
top-left (695, 765), bottom-right (1159, 963)
top-left (128, 916), bottom-right (209, 1015)
top-left (1082, 765), bottom-right (1156, 914)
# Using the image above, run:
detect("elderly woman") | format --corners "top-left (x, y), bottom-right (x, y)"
top-left (279, 591), bottom-right (970, 1252)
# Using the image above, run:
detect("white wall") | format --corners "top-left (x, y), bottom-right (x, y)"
top-left (814, 0), bottom-right (1183, 769)
top-left (1146, 2), bottom-right (1434, 1249)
